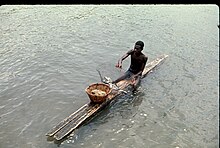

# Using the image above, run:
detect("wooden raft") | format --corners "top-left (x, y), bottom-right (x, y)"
top-left (46, 54), bottom-right (168, 141)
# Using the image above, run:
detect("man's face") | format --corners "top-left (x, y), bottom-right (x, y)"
top-left (134, 44), bottom-right (142, 53)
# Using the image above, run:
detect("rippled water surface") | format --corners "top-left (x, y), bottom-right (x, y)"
top-left (0, 5), bottom-right (219, 148)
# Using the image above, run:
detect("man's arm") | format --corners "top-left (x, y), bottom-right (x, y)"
top-left (140, 56), bottom-right (148, 73)
top-left (134, 56), bottom-right (148, 77)
top-left (116, 49), bottom-right (134, 68)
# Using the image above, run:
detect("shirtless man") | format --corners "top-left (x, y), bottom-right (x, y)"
top-left (112, 41), bottom-right (148, 89)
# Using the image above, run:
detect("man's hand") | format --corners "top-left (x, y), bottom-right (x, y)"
top-left (115, 62), bottom-right (122, 69)
top-left (131, 77), bottom-right (136, 85)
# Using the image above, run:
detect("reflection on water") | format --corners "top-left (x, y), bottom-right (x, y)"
top-left (0, 5), bottom-right (219, 148)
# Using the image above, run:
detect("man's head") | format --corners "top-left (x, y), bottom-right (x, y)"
top-left (134, 41), bottom-right (144, 52)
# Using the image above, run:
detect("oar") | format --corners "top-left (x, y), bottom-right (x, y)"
top-left (96, 69), bottom-right (104, 83)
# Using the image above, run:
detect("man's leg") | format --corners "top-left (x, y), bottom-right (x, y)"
top-left (132, 75), bottom-right (141, 91)
top-left (112, 71), bottom-right (132, 84)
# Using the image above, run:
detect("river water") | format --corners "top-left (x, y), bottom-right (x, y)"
top-left (0, 5), bottom-right (219, 148)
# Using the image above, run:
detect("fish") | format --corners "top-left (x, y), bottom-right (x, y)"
top-left (91, 89), bottom-right (107, 96)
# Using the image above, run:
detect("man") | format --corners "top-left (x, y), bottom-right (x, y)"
top-left (112, 41), bottom-right (148, 89)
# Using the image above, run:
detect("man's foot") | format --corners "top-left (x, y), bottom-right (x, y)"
top-left (132, 84), bottom-right (138, 93)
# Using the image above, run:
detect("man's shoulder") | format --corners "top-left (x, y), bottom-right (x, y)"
top-left (141, 53), bottom-right (148, 61)
top-left (141, 53), bottom-right (147, 58)
top-left (127, 49), bottom-right (135, 54)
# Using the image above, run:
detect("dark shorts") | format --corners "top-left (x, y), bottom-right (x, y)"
top-left (112, 68), bottom-right (141, 84)
top-left (123, 68), bottom-right (141, 80)
top-left (122, 70), bottom-right (134, 80)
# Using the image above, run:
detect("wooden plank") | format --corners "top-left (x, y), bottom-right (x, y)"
top-left (142, 54), bottom-right (168, 78)
top-left (53, 91), bottom-right (122, 140)
top-left (46, 54), bottom-right (168, 140)
top-left (54, 104), bottom-right (100, 140)
top-left (46, 103), bottom-right (89, 136)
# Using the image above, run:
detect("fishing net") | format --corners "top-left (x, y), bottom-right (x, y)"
top-left (96, 61), bottom-right (128, 83)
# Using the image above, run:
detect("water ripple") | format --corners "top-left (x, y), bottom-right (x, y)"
top-left (12, 102), bottom-right (23, 108)
top-left (18, 120), bottom-right (33, 136)
top-left (0, 108), bottom-right (16, 118)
